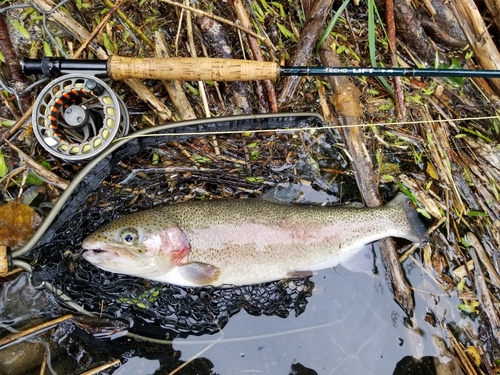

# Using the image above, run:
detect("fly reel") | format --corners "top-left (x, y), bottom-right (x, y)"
top-left (32, 74), bottom-right (130, 161)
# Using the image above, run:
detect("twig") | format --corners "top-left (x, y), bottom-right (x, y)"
top-left (316, 79), bottom-right (332, 123)
top-left (5, 140), bottom-right (69, 190)
top-left (1, 106), bottom-right (33, 142)
top-left (0, 314), bottom-right (73, 349)
top-left (72, 0), bottom-right (124, 59)
top-left (160, 0), bottom-right (275, 51)
top-left (469, 243), bottom-right (500, 345)
top-left (102, 0), bottom-right (155, 49)
top-left (385, 0), bottom-right (406, 121)
top-left (79, 359), bottom-right (121, 375)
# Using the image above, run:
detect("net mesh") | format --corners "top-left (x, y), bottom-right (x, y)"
top-left (29, 115), bottom-right (359, 340)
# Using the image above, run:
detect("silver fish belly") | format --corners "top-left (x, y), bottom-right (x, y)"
top-left (82, 192), bottom-right (427, 287)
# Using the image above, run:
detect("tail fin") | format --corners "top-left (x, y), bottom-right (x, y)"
top-left (388, 192), bottom-right (428, 243)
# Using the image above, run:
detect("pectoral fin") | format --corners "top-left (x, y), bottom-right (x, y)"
top-left (177, 262), bottom-right (221, 286)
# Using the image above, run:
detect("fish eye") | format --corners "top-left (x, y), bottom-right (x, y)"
top-left (120, 229), bottom-right (138, 245)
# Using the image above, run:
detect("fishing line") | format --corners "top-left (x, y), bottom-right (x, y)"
top-left (115, 114), bottom-right (500, 141)
top-left (114, 114), bottom-right (500, 158)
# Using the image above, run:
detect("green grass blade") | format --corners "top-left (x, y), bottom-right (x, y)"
top-left (367, 0), bottom-right (393, 94)
top-left (316, 0), bottom-right (351, 53)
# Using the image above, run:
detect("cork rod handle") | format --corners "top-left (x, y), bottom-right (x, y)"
top-left (108, 56), bottom-right (281, 82)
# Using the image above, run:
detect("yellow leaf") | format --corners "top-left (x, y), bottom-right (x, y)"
top-left (0, 202), bottom-right (41, 249)
top-left (466, 346), bottom-right (481, 366)
top-left (426, 162), bottom-right (439, 180)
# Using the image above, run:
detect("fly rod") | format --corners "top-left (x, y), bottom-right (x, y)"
top-left (22, 56), bottom-right (500, 81)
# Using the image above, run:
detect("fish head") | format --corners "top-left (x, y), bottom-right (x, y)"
top-left (81, 209), bottom-right (190, 278)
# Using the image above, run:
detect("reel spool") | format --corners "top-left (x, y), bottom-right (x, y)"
top-left (32, 74), bottom-right (130, 161)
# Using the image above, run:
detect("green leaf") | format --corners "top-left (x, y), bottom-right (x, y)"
top-left (461, 235), bottom-right (472, 247)
top-left (458, 304), bottom-right (475, 313)
top-left (316, 0), bottom-right (350, 52)
top-left (152, 153), bottom-right (159, 165)
top-left (10, 20), bottom-right (30, 39)
top-left (491, 178), bottom-right (499, 201)
top-left (246, 176), bottom-right (265, 183)
top-left (276, 22), bottom-right (297, 42)
top-left (0, 50), bottom-right (4, 63)
top-left (252, 2), bottom-right (265, 22)
top-left (43, 41), bottom-right (53, 57)
top-left (0, 150), bottom-right (8, 177)
top-left (185, 82), bottom-right (199, 95)
top-left (268, 1), bottom-right (286, 18)
top-left (467, 210), bottom-right (488, 217)
top-left (459, 127), bottom-right (494, 143)
top-left (417, 208), bottom-right (431, 219)
top-left (458, 300), bottom-right (480, 314)
top-left (367, 0), bottom-right (392, 94)
top-left (76, 0), bottom-right (90, 10)
top-left (439, 58), bottom-right (464, 85)
top-left (457, 277), bottom-right (466, 292)
top-left (24, 171), bottom-right (45, 186)
top-left (396, 182), bottom-right (417, 206)
top-left (102, 32), bottom-right (115, 53)
top-left (0, 119), bottom-right (15, 127)
top-left (192, 154), bottom-right (211, 164)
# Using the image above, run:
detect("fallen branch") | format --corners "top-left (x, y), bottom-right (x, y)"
top-left (319, 34), bottom-right (415, 317)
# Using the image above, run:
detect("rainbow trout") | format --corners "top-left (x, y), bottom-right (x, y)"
top-left (82, 193), bottom-right (427, 287)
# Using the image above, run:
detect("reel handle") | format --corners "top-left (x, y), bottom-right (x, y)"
top-left (107, 56), bottom-right (281, 82)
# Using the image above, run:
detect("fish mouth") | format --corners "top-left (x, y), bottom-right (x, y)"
top-left (82, 241), bottom-right (141, 264)
top-left (84, 249), bottom-right (121, 259)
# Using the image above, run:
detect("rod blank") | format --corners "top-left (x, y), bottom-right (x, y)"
top-left (281, 66), bottom-right (500, 78)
